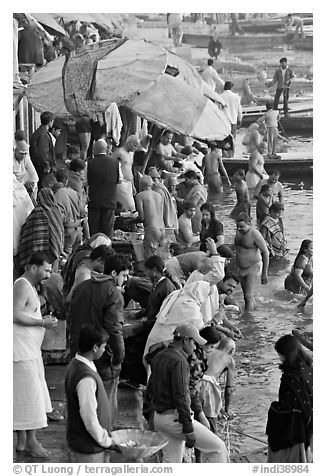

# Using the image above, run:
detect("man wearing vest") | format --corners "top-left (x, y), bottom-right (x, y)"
top-left (65, 325), bottom-right (118, 462)
top-left (268, 57), bottom-right (295, 117)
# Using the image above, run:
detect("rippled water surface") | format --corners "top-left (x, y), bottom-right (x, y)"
top-left (209, 175), bottom-right (313, 454)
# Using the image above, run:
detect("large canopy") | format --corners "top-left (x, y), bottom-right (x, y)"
top-left (31, 13), bottom-right (66, 36)
top-left (26, 39), bottom-right (231, 141)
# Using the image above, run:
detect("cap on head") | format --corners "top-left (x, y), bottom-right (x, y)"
top-left (174, 324), bottom-right (207, 345)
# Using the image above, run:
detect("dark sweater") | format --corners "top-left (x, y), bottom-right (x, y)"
top-left (65, 358), bottom-right (111, 453)
top-left (69, 274), bottom-right (125, 381)
top-left (147, 277), bottom-right (175, 321)
top-left (87, 153), bottom-right (120, 209)
top-left (30, 125), bottom-right (56, 171)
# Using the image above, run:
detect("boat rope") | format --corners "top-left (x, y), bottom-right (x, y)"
top-left (217, 420), bottom-right (267, 445)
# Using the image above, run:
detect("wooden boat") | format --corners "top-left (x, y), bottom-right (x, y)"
top-left (231, 16), bottom-right (313, 34)
top-left (182, 32), bottom-right (288, 50)
top-left (242, 113), bottom-right (313, 133)
top-left (223, 153), bottom-right (313, 178)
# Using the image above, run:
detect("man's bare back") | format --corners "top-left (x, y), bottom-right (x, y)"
top-left (206, 349), bottom-right (235, 380)
top-left (136, 189), bottom-right (164, 229)
top-left (111, 147), bottom-right (133, 181)
top-left (203, 151), bottom-right (220, 177)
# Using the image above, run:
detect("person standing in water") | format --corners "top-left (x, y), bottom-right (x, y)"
top-left (202, 144), bottom-right (231, 195)
top-left (230, 169), bottom-right (251, 219)
top-left (234, 212), bottom-right (269, 311)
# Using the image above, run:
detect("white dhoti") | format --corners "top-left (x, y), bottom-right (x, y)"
top-left (116, 180), bottom-right (135, 211)
top-left (13, 357), bottom-right (52, 430)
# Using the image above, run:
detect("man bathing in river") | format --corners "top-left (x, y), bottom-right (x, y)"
top-left (234, 212), bottom-right (269, 311)
top-left (135, 175), bottom-right (165, 260)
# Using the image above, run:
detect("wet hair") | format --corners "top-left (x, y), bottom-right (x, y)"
top-left (104, 254), bottom-right (132, 275)
top-left (260, 184), bottom-right (272, 194)
top-left (14, 130), bottom-right (27, 142)
top-left (145, 255), bottom-right (165, 273)
top-left (200, 202), bottom-right (215, 219)
top-left (40, 111), bottom-right (54, 126)
top-left (298, 239), bottom-right (312, 255)
top-left (90, 245), bottom-right (114, 262)
top-left (270, 201), bottom-right (282, 213)
top-left (207, 58), bottom-right (214, 66)
top-left (78, 325), bottom-right (108, 353)
top-left (69, 158), bottom-right (85, 172)
top-left (257, 141), bottom-right (267, 153)
top-left (287, 14), bottom-right (292, 17)
top-left (217, 337), bottom-right (236, 353)
top-left (270, 169), bottom-right (280, 177)
top-left (275, 334), bottom-right (312, 370)
top-left (280, 57), bottom-right (288, 63)
top-left (183, 200), bottom-right (197, 210)
top-left (266, 101), bottom-right (274, 110)
top-left (184, 170), bottom-right (198, 180)
top-left (236, 212), bottom-right (250, 224)
top-left (224, 81), bottom-right (233, 90)
top-left (200, 326), bottom-right (221, 344)
top-left (234, 168), bottom-right (245, 178)
top-left (52, 119), bottom-right (62, 130)
top-left (162, 130), bottom-right (173, 137)
top-left (55, 168), bottom-right (69, 183)
top-left (26, 252), bottom-right (52, 267)
top-left (223, 272), bottom-right (239, 284)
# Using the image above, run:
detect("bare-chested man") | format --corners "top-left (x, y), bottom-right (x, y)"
top-left (111, 135), bottom-right (140, 211)
top-left (135, 175), bottom-right (165, 259)
top-left (230, 169), bottom-right (251, 220)
top-left (202, 144), bottom-right (231, 194)
top-left (254, 170), bottom-right (284, 209)
top-left (234, 212), bottom-right (269, 310)
top-left (13, 252), bottom-right (58, 456)
top-left (200, 337), bottom-right (236, 425)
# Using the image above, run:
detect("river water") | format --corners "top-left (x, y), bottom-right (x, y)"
top-left (208, 163), bottom-right (313, 455)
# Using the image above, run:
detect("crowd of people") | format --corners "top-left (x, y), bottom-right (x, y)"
top-left (13, 107), bottom-right (313, 463)
top-left (13, 12), bottom-right (312, 465)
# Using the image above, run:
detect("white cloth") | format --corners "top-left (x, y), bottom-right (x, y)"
top-left (220, 90), bottom-right (243, 124)
top-left (13, 277), bottom-right (45, 361)
top-left (13, 154), bottom-right (38, 187)
top-left (202, 66), bottom-right (225, 93)
top-left (200, 375), bottom-right (222, 418)
top-left (143, 281), bottom-right (211, 362)
top-left (13, 356), bottom-right (52, 430)
top-left (13, 175), bottom-right (34, 256)
top-left (168, 14), bottom-right (183, 28)
top-left (154, 411), bottom-right (229, 463)
top-left (104, 103), bottom-right (123, 144)
top-left (75, 354), bottom-right (112, 448)
top-left (116, 180), bottom-right (135, 211)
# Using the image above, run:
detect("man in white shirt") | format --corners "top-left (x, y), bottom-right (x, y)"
top-left (65, 325), bottom-right (118, 462)
top-left (220, 81), bottom-right (243, 157)
top-left (202, 59), bottom-right (225, 93)
top-left (13, 139), bottom-right (38, 197)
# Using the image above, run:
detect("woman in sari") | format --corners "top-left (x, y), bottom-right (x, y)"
top-left (266, 334), bottom-right (313, 462)
top-left (284, 240), bottom-right (313, 295)
top-left (18, 188), bottom-right (64, 272)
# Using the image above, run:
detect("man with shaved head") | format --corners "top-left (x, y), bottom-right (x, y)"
top-left (87, 139), bottom-right (120, 239)
top-left (111, 134), bottom-right (141, 211)
top-left (135, 175), bottom-right (165, 259)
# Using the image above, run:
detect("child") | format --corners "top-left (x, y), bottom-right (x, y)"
top-left (256, 183), bottom-right (273, 226)
top-left (65, 325), bottom-right (118, 463)
top-left (199, 338), bottom-right (236, 433)
top-left (230, 168), bottom-right (251, 220)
